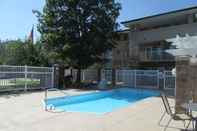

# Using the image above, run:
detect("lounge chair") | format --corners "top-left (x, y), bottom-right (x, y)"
top-left (159, 93), bottom-right (195, 131)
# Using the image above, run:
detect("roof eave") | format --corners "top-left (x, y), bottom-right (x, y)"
top-left (121, 6), bottom-right (197, 26)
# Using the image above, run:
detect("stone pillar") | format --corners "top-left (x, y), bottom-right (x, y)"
top-left (189, 58), bottom-right (197, 103)
top-left (175, 56), bottom-right (190, 113)
top-left (175, 56), bottom-right (197, 113)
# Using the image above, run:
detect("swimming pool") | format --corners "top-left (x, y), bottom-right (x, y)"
top-left (45, 88), bottom-right (160, 114)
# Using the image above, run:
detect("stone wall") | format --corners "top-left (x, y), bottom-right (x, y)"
top-left (175, 56), bottom-right (197, 113)
top-left (189, 58), bottom-right (197, 103)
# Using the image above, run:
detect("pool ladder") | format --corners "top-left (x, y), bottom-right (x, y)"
top-left (44, 88), bottom-right (70, 111)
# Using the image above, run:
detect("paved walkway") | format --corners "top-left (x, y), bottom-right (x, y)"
top-left (0, 89), bottom-right (193, 131)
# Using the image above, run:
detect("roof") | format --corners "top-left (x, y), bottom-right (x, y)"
top-left (121, 6), bottom-right (197, 25)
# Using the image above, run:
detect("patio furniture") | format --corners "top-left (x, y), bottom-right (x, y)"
top-left (182, 103), bottom-right (197, 131)
top-left (159, 93), bottom-right (194, 131)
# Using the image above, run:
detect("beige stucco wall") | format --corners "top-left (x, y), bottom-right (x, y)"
top-left (131, 22), bottom-right (197, 44)
top-left (128, 22), bottom-right (197, 68)
top-left (112, 40), bottom-right (129, 68)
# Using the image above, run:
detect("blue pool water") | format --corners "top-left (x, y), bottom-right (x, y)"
top-left (46, 88), bottom-right (159, 114)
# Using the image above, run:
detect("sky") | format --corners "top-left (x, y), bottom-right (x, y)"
top-left (1, 0), bottom-right (197, 41)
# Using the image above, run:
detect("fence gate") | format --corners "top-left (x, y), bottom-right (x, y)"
top-left (0, 65), bottom-right (54, 92)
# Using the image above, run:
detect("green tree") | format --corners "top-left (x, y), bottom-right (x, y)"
top-left (22, 40), bottom-right (51, 66)
top-left (0, 41), bottom-right (6, 64)
top-left (35, 0), bottom-right (121, 83)
top-left (34, 40), bottom-right (51, 66)
top-left (1, 39), bottom-right (26, 65)
top-left (0, 39), bottom-right (50, 66)
top-left (23, 41), bottom-right (41, 66)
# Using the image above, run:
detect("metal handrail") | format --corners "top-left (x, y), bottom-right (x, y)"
top-left (45, 88), bottom-right (70, 100)
top-left (44, 88), bottom-right (70, 111)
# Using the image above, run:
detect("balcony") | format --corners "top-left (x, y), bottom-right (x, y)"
top-left (140, 50), bottom-right (175, 62)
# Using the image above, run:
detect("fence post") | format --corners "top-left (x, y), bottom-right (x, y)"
top-left (82, 70), bottom-right (85, 82)
top-left (24, 65), bottom-right (27, 91)
top-left (51, 67), bottom-right (55, 88)
top-left (112, 68), bottom-right (116, 87)
top-left (157, 70), bottom-right (160, 89)
top-left (174, 72), bottom-right (176, 96)
top-left (134, 70), bottom-right (136, 88)
top-left (164, 71), bottom-right (166, 90)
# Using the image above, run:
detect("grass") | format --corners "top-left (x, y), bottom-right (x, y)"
top-left (0, 78), bottom-right (40, 87)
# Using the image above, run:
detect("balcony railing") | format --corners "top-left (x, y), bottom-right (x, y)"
top-left (140, 51), bottom-right (175, 62)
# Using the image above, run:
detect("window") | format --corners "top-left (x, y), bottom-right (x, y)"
top-left (145, 47), bottom-right (163, 60)
top-left (145, 47), bottom-right (152, 59)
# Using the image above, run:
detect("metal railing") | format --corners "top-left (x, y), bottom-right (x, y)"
top-left (71, 69), bottom-right (160, 89)
top-left (135, 70), bottom-right (159, 88)
top-left (164, 71), bottom-right (176, 90)
top-left (66, 69), bottom-right (175, 90)
top-left (116, 69), bottom-right (159, 89)
top-left (44, 88), bottom-right (70, 111)
top-left (0, 65), bottom-right (54, 92)
top-left (116, 69), bottom-right (135, 87)
top-left (140, 51), bottom-right (175, 62)
top-left (101, 69), bottom-right (112, 83)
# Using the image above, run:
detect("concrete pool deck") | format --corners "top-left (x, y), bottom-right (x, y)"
top-left (0, 89), bottom-right (193, 131)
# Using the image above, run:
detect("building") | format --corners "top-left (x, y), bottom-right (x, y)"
top-left (112, 30), bottom-right (130, 69)
top-left (111, 6), bottom-right (197, 70)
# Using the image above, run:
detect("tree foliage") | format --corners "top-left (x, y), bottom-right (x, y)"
top-left (0, 40), bottom-right (25, 65)
top-left (35, 0), bottom-right (121, 82)
top-left (0, 40), bottom-right (49, 66)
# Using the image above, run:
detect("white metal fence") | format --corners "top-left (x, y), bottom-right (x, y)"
top-left (0, 65), bottom-right (54, 92)
top-left (0, 66), bottom-right (175, 92)
top-left (81, 69), bottom-right (98, 82)
top-left (116, 70), bottom-right (159, 88)
top-left (164, 71), bottom-right (176, 90)
top-left (71, 69), bottom-right (98, 82)
top-left (101, 69), bottom-right (112, 83)
top-left (70, 69), bottom-right (175, 89)
top-left (116, 70), bottom-right (135, 87)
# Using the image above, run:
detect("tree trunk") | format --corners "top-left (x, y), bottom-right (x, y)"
top-left (76, 68), bottom-right (81, 85)
top-left (59, 65), bottom-right (65, 89)
top-left (97, 68), bottom-right (101, 82)
top-left (112, 68), bottom-right (116, 87)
